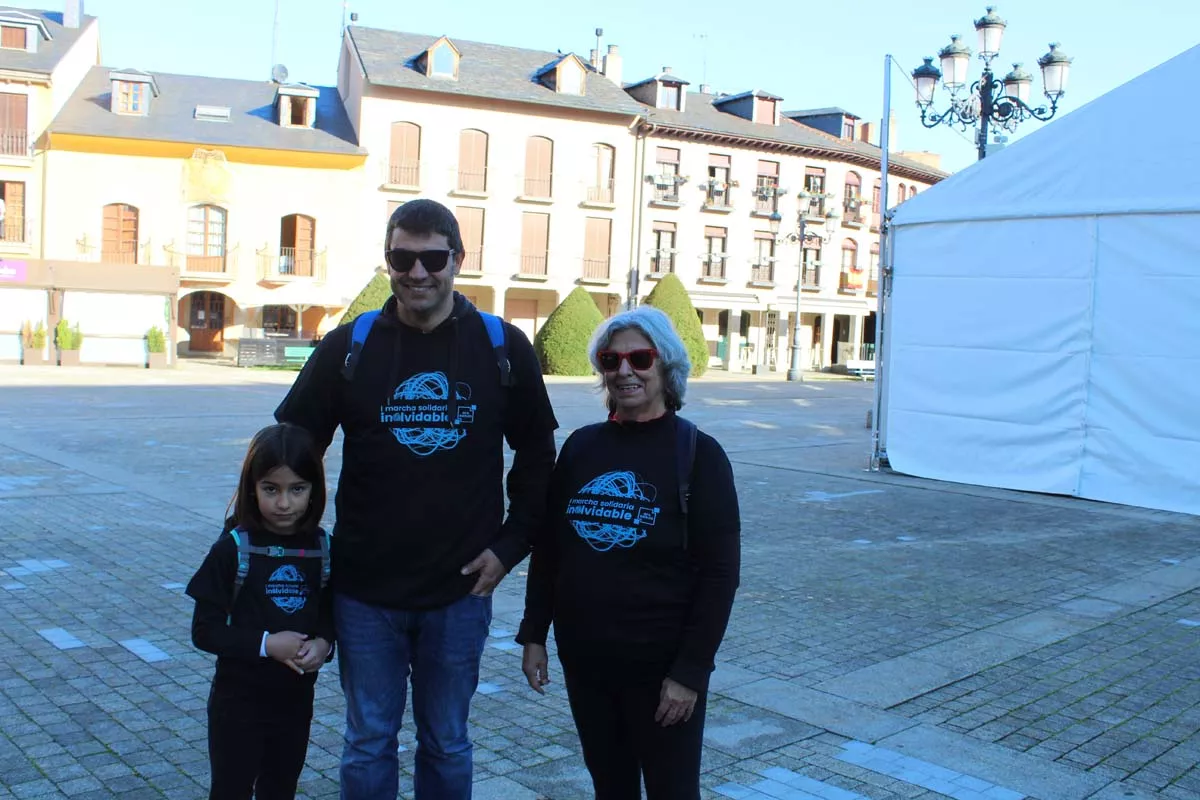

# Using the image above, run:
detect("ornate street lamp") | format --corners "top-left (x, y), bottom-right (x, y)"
top-left (912, 6), bottom-right (1073, 160)
top-left (769, 197), bottom-right (838, 382)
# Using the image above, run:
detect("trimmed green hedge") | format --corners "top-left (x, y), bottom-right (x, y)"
top-left (341, 273), bottom-right (391, 325)
top-left (534, 287), bottom-right (605, 376)
top-left (643, 273), bottom-right (708, 377)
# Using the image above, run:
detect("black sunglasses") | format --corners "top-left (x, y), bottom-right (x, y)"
top-left (597, 348), bottom-right (659, 372)
top-left (385, 248), bottom-right (456, 273)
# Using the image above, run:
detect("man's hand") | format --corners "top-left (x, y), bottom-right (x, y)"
top-left (521, 643), bottom-right (551, 694)
top-left (265, 631), bottom-right (307, 675)
top-left (654, 677), bottom-right (698, 727)
top-left (461, 548), bottom-right (507, 596)
top-left (292, 637), bottom-right (331, 673)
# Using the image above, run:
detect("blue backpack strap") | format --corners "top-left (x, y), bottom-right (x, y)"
top-left (478, 311), bottom-right (513, 388)
top-left (318, 529), bottom-right (331, 589)
top-left (342, 309), bottom-right (382, 381)
top-left (227, 528), bottom-right (252, 625)
top-left (675, 416), bottom-right (698, 550)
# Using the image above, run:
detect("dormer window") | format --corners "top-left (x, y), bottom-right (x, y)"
top-left (557, 58), bottom-right (583, 95)
top-left (662, 83), bottom-right (681, 110)
top-left (624, 68), bottom-right (689, 110)
top-left (108, 70), bottom-right (159, 116)
top-left (421, 37), bottom-right (461, 80)
top-left (536, 54), bottom-right (587, 96)
top-left (275, 84), bottom-right (319, 129)
top-left (1, 25), bottom-right (27, 50)
top-left (0, 11), bottom-right (50, 53)
top-left (713, 90), bottom-right (782, 125)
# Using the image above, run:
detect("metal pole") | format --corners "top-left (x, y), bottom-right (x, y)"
top-left (787, 216), bottom-right (808, 381)
top-left (977, 67), bottom-right (993, 160)
top-left (271, 0), bottom-right (281, 71)
top-left (870, 54), bottom-right (893, 470)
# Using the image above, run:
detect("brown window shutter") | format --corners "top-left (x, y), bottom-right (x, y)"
top-left (390, 122), bottom-right (420, 165)
top-left (845, 171), bottom-right (862, 188)
top-left (584, 217), bottom-right (611, 260)
top-left (757, 160), bottom-right (779, 177)
top-left (754, 231), bottom-right (773, 240)
top-left (296, 216), bottom-right (315, 251)
top-left (805, 166), bottom-right (825, 177)
top-left (1, 26), bottom-right (24, 49)
top-left (708, 154), bottom-right (731, 168)
top-left (704, 226), bottom-right (726, 239)
top-left (456, 206), bottom-right (484, 268)
top-left (651, 220), bottom-right (676, 232)
top-left (280, 214), bottom-right (297, 247)
top-left (655, 147), bottom-right (679, 164)
top-left (521, 212), bottom-right (549, 255)
top-left (6, 180), bottom-right (24, 221)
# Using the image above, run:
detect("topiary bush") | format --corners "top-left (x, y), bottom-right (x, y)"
top-left (146, 326), bottom-right (166, 353)
top-left (534, 287), bottom-right (605, 376)
top-left (55, 319), bottom-right (83, 350)
top-left (341, 273), bottom-right (392, 325)
top-left (643, 273), bottom-right (708, 377)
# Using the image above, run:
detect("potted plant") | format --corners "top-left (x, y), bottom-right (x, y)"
top-left (56, 319), bottom-right (82, 366)
top-left (145, 325), bottom-right (168, 369)
top-left (22, 320), bottom-right (48, 365)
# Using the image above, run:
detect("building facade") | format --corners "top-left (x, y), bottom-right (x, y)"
top-left (0, 8), bottom-right (946, 370)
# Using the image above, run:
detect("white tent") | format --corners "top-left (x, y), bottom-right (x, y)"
top-left (880, 44), bottom-right (1200, 516)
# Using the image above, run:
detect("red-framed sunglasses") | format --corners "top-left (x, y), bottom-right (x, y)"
top-left (596, 348), bottom-right (659, 372)
top-left (385, 248), bottom-right (456, 273)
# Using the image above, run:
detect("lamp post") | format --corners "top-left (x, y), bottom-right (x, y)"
top-left (912, 6), bottom-right (1073, 160)
top-left (770, 195), bottom-right (837, 382)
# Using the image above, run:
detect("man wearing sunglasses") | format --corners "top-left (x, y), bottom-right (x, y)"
top-left (275, 199), bottom-right (558, 799)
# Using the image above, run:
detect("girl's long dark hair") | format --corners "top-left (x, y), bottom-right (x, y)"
top-left (224, 423), bottom-right (326, 534)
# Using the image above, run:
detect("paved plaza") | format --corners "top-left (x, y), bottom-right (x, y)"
top-left (1, 362), bottom-right (1199, 799)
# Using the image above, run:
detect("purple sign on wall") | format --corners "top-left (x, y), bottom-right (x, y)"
top-left (0, 259), bottom-right (27, 282)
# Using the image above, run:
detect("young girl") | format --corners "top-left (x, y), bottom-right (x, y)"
top-left (187, 422), bottom-right (334, 800)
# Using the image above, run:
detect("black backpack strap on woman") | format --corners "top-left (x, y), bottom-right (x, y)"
top-left (675, 415), bottom-right (698, 549)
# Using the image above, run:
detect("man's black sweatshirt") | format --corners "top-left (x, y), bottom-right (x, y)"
top-left (275, 294), bottom-right (558, 610)
top-left (518, 414), bottom-right (741, 693)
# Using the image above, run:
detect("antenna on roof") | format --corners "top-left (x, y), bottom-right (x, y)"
top-left (271, 0), bottom-right (280, 79)
top-left (595, 27), bottom-right (603, 61)
top-left (271, 64), bottom-right (289, 84)
top-left (694, 33), bottom-right (709, 86)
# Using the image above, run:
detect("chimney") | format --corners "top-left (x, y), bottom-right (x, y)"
top-left (589, 49), bottom-right (600, 68)
top-left (65, 0), bottom-right (84, 28)
top-left (860, 121), bottom-right (876, 145)
top-left (602, 44), bottom-right (622, 86)
top-left (662, 66), bottom-right (672, 74)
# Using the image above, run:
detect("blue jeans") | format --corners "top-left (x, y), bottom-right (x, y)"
top-left (335, 591), bottom-right (492, 800)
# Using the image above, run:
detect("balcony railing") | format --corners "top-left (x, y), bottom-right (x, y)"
top-left (703, 183), bottom-right (731, 208)
top-left (519, 253), bottom-right (547, 276)
top-left (258, 247), bottom-right (327, 281)
top-left (649, 252), bottom-right (676, 274)
top-left (75, 239), bottom-right (152, 265)
top-left (653, 184), bottom-right (681, 203)
top-left (169, 243), bottom-right (239, 279)
top-left (460, 249), bottom-right (483, 272)
top-left (586, 180), bottom-right (614, 204)
top-left (582, 256), bottom-right (610, 281)
top-left (0, 220), bottom-right (27, 243)
top-left (754, 184), bottom-right (780, 214)
top-left (750, 263), bottom-right (774, 283)
top-left (842, 199), bottom-right (866, 226)
top-left (803, 196), bottom-right (827, 218)
top-left (386, 160), bottom-right (420, 187)
top-left (701, 254), bottom-right (726, 280)
top-left (522, 175), bottom-right (552, 199)
top-left (801, 263), bottom-right (821, 290)
top-left (455, 167), bottom-right (488, 193)
top-left (0, 129), bottom-right (28, 157)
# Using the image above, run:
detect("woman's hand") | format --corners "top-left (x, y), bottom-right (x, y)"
top-left (655, 677), bottom-right (698, 727)
top-left (522, 643), bottom-right (551, 694)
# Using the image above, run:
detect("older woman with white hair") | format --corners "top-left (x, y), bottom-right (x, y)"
top-left (517, 306), bottom-right (741, 800)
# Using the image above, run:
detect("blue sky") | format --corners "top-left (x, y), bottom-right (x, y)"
top-left (37, 1), bottom-right (1200, 172)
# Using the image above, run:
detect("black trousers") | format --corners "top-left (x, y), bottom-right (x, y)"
top-left (207, 679), bottom-right (315, 800)
top-left (563, 668), bottom-right (707, 800)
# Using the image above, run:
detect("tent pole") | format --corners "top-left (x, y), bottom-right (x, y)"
top-left (870, 54), bottom-right (892, 471)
